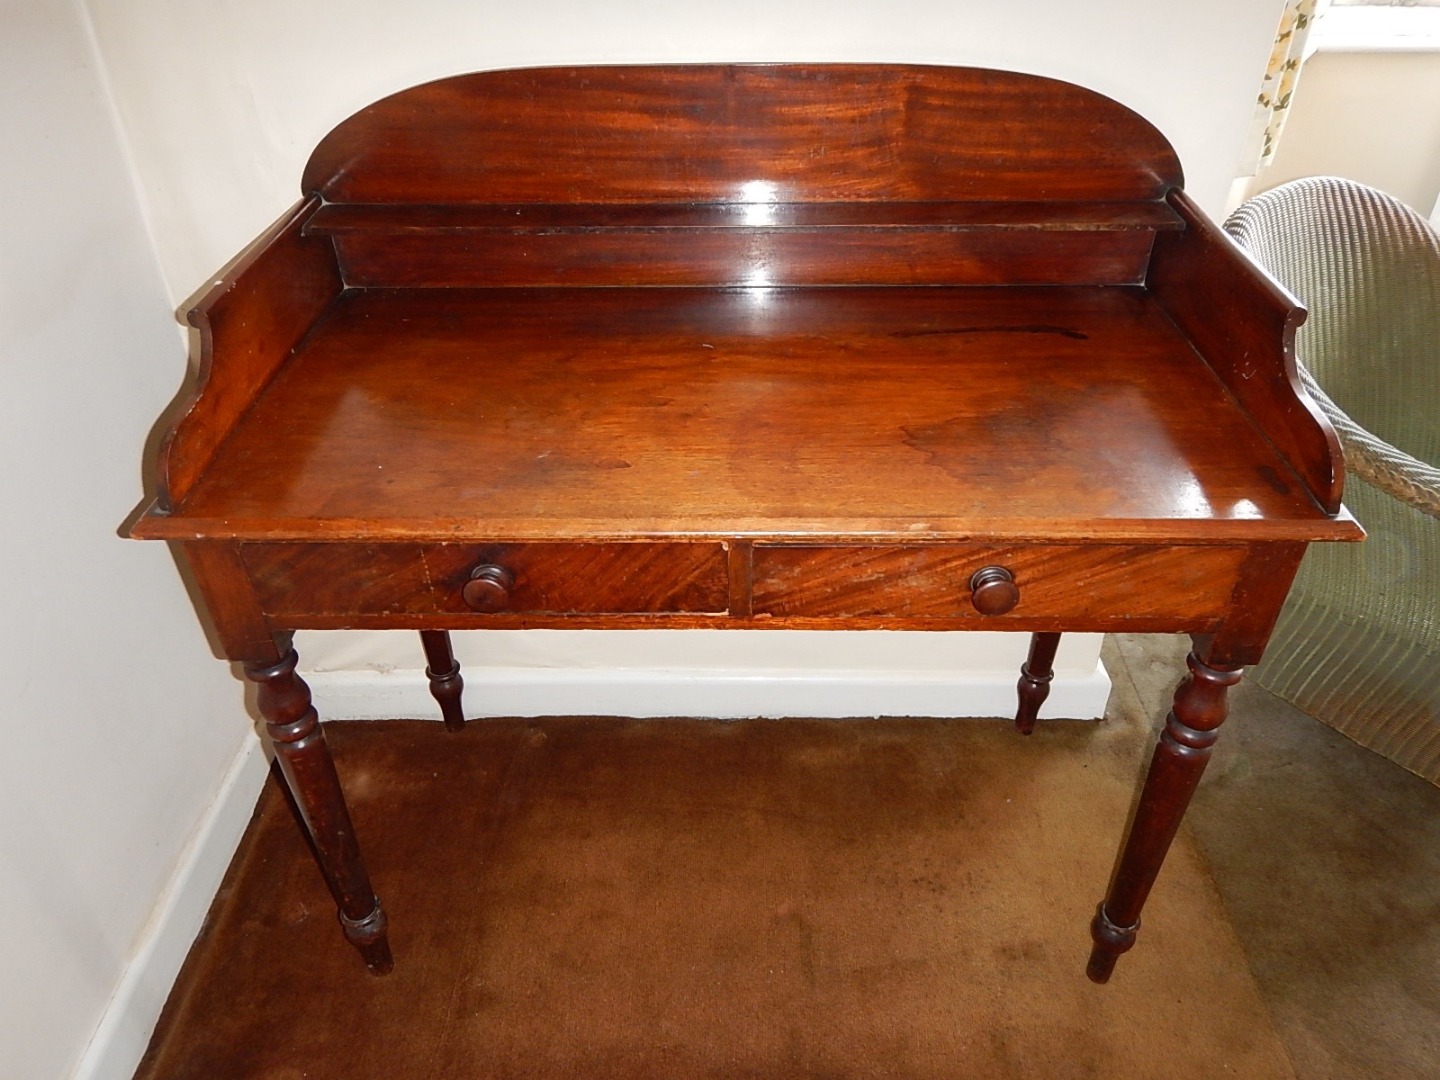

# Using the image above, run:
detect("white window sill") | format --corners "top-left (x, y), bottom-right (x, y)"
top-left (1310, 7), bottom-right (1440, 54)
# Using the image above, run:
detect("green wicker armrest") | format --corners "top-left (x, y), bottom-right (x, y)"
top-left (1298, 364), bottom-right (1440, 520)
top-left (1223, 176), bottom-right (1440, 784)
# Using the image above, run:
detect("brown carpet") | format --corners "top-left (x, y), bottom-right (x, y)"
top-left (136, 713), bottom-right (1292, 1079)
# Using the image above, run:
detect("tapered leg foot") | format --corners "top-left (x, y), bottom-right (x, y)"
top-left (1015, 632), bottom-right (1061, 735)
top-left (1086, 647), bottom-right (1242, 983)
top-left (340, 899), bottom-right (394, 975)
top-left (244, 648), bottom-right (394, 974)
top-left (1086, 904), bottom-right (1137, 983)
top-left (420, 629), bottom-right (465, 731)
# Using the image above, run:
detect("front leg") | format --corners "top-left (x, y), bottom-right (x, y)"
top-left (1086, 644), bottom-right (1241, 982)
top-left (244, 648), bottom-right (393, 974)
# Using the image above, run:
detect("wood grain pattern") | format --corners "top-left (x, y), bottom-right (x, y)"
top-left (1202, 541), bottom-right (1309, 667)
top-left (315, 201), bottom-right (1177, 288)
top-left (330, 226), bottom-right (1158, 288)
top-left (122, 63), bottom-right (1365, 986)
top-left (303, 65), bottom-right (1182, 205)
top-left (155, 198), bottom-right (341, 509)
top-left (177, 541), bottom-right (283, 663)
top-left (238, 611), bottom-right (1239, 635)
top-left (241, 541), bottom-right (730, 617)
top-left (1148, 190), bottom-right (1344, 515)
top-left (751, 544), bottom-right (1247, 621)
top-left (305, 200), bottom-right (1187, 233)
top-left (132, 287), bottom-right (1358, 545)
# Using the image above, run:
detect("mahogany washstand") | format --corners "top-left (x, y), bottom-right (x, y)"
top-left (128, 64), bottom-right (1362, 983)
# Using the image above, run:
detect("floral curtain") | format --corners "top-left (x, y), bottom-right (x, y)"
top-left (1252, 0), bottom-right (1325, 167)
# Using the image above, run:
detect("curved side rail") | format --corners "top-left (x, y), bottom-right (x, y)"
top-left (148, 197), bottom-right (341, 514)
top-left (1148, 188), bottom-right (1345, 516)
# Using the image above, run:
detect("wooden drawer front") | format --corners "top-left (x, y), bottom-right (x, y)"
top-left (751, 544), bottom-right (1246, 620)
top-left (243, 542), bottom-right (729, 617)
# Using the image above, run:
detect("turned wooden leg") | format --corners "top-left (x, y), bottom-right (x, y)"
top-left (419, 629), bottom-right (466, 731)
top-left (244, 649), bottom-right (394, 975)
top-left (1086, 646), bottom-right (1242, 983)
top-left (1015, 631), bottom-right (1061, 735)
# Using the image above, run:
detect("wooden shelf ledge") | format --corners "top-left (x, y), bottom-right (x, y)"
top-left (304, 200), bottom-right (1185, 236)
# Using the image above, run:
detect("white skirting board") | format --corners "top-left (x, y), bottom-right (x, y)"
top-left (72, 734), bottom-right (271, 1080)
top-left (305, 663), bottom-right (1113, 722)
top-left (73, 660), bottom-right (1108, 1079)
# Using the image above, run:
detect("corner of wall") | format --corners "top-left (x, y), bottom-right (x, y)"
top-left (70, 735), bottom-right (270, 1080)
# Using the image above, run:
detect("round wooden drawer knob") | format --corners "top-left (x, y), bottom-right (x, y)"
top-left (461, 564), bottom-right (514, 612)
top-left (969, 566), bottom-right (1019, 616)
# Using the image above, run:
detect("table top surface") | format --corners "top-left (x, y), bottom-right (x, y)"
top-left (138, 285), bottom-right (1357, 545)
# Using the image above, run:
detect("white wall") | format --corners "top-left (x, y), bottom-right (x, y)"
top-left (79, 0), bottom-right (1285, 720)
top-left (88, 0), bottom-right (1283, 300)
top-left (0, 2), bottom-right (258, 1077)
top-left (1252, 49), bottom-right (1440, 218)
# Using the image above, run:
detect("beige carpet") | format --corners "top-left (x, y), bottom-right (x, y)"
top-left (137, 711), bottom-right (1292, 1079)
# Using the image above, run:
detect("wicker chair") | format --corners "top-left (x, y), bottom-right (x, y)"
top-left (1223, 176), bottom-right (1440, 782)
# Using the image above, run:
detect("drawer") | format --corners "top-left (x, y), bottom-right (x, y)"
top-left (751, 544), bottom-right (1247, 621)
top-left (242, 541), bottom-right (729, 617)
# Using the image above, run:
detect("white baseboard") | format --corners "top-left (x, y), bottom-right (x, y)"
top-left (71, 735), bottom-right (271, 1080)
top-left (307, 664), bottom-right (1112, 722)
